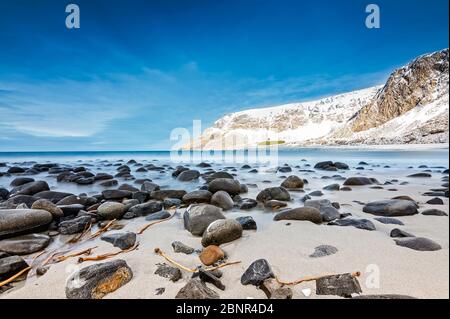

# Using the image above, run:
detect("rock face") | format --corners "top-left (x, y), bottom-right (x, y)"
top-left (316, 273), bottom-right (362, 298)
top-left (0, 209), bottom-right (53, 239)
top-left (0, 234), bottom-right (51, 255)
top-left (281, 176), bottom-right (304, 189)
top-left (183, 204), bottom-right (225, 236)
top-left (350, 49), bottom-right (449, 134)
top-left (201, 219), bottom-right (243, 247)
top-left (175, 279), bottom-right (220, 299)
top-left (66, 259), bottom-right (133, 299)
top-left (394, 237), bottom-right (442, 251)
top-left (97, 202), bottom-right (126, 220)
top-left (257, 187), bottom-right (291, 202)
top-left (363, 200), bottom-right (418, 217)
top-left (101, 232), bottom-right (136, 250)
top-left (273, 207), bottom-right (322, 224)
top-left (241, 259), bottom-right (275, 286)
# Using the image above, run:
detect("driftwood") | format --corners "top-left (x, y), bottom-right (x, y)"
top-left (54, 246), bottom-right (97, 263)
top-left (78, 242), bottom-right (140, 263)
top-left (138, 211), bottom-right (176, 235)
top-left (69, 222), bottom-right (92, 244)
top-left (154, 248), bottom-right (241, 273)
top-left (275, 271), bottom-right (361, 286)
top-left (89, 219), bottom-right (116, 239)
top-left (0, 266), bottom-right (32, 288)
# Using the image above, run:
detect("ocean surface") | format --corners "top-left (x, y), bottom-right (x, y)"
top-left (0, 148), bottom-right (449, 168)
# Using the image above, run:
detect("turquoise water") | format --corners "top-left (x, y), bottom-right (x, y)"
top-left (0, 148), bottom-right (448, 168)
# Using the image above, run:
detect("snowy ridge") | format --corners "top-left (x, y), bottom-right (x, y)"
top-left (188, 49), bottom-right (449, 150)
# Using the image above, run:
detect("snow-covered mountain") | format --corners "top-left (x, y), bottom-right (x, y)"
top-left (188, 49), bottom-right (449, 150)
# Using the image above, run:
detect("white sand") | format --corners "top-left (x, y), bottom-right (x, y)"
top-left (1, 167), bottom-right (448, 299)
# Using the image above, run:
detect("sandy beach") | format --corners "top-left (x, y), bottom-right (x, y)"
top-left (0, 150), bottom-right (449, 299)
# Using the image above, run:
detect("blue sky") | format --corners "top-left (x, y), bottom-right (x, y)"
top-left (0, 0), bottom-right (448, 151)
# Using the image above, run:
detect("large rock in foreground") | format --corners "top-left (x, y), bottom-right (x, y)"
top-left (363, 200), bottom-right (418, 217)
top-left (0, 209), bottom-right (53, 239)
top-left (66, 259), bottom-right (133, 299)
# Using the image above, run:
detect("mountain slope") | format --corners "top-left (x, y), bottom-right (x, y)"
top-left (188, 49), bottom-right (449, 150)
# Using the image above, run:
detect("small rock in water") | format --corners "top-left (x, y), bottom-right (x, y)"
top-left (264, 200), bottom-right (288, 210)
top-left (309, 245), bottom-right (338, 258)
top-left (155, 263), bottom-right (182, 282)
top-left (175, 279), bottom-right (220, 299)
top-left (236, 216), bottom-right (257, 230)
top-left (65, 259), bottom-right (133, 299)
top-left (172, 241), bottom-right (195, 254)
top-left (155, 288), bottom-right (165, 295)
top-left (0, 234), bottom-right (51, 255)
top-left (308, 190), bottom-right (324, 197)
top-left (280, 175), bottom-right (304, 189)
top-left (407, 173), bottom-right (432, 178)
top-left (101, 232), bottom-right (136, 250)
top-left (208, 178), bottom-right (241, 196)
top-left (256, 187), bottom-right (291, 202)
top-left (316, 273), bottom-right (362, 298)
top-left (241, 259), bottom-right (274, 286)
top-left (390, 228), bottom-right (415, 238)
top-left (182, 190), bottom-right (212, 205)
top-left (343, 177), bottom-right (378, 186)
top-left (394, 237), bottom-right (442, 251)
top-left (323, 183), bottom-right (340, 191)
top-left (177, 170), bottom-right (200, 182)
top-left (199, 245), bottom-right (225, 266)
top-left (237, 198), bottom-right (258, 210)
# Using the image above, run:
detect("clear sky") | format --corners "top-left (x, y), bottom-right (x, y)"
top-left (0, 0), bottom-right (448, 151)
